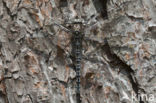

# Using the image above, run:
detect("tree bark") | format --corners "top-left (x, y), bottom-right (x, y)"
top-left (0, 0), bottom-right (155, 103)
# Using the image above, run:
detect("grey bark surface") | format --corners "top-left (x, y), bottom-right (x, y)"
top-left (0, 0), bottom-right (155, 103)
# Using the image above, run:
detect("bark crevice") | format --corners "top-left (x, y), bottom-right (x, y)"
top-left (92, 0), bottom-right (108, 19)
top-left (103, 42), bottom-right (144, 103)
top-left (2, 0), bottom-right (16, 20)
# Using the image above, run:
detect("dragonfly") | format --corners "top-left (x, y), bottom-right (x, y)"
top-left (53, 21), bottom-right (84, 103)
top-left (50, 18), bottom-right (105, 103)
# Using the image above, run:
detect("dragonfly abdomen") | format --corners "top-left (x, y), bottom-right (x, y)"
top-left (73, 31), bottom-right (83, 103)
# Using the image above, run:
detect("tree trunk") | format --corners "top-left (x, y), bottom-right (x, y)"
top-left (0, 0), bottom-right (155, 103)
